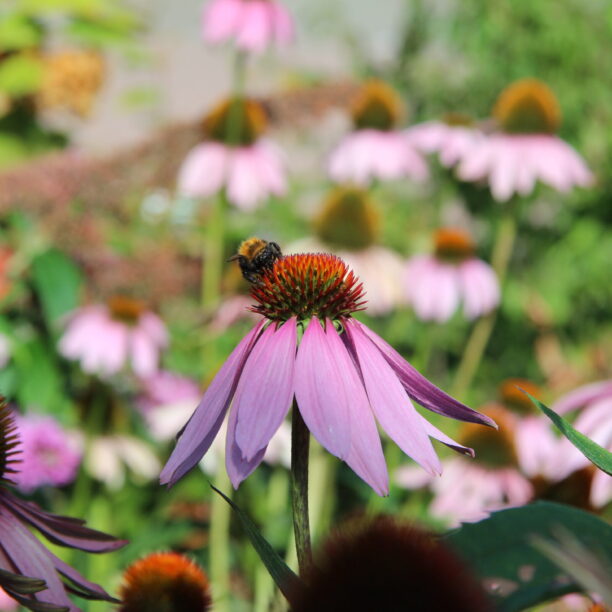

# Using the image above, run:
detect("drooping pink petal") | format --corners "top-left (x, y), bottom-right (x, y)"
top-left (160, 321), bottom-right (265, 486)
top-left (354, 319), bottom-right (496, 427)
top-left (344, 319), bottom-right (441, 475)
top-left (458, 258), bottom-right (500, 320)
top-left (225, 400), bottom-right (267, 489)
top-left (294, 318), bottom-right (353, 460)
top-left (235, 1), bottom-right (272, 53)
top-left (234, 319), bottom-right (296, 460)
top-left (418, 415), bottom-right (475, 457)
top-left (254, 140), bottom-right (287, 196)
top-left (178, 143), bottom-right (228, 199)
top-left (271, 2), bottom-right (294, 44)
top-left (129, 328), bottom-right (159, 377)
top-left (227, 147), bottom-right (267, 210)
top-left (202, 0), bottom-right (242, 43)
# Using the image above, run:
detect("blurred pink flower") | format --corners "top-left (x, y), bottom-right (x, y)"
top-left (13, 415), bottom-right (81, 494)
top-left (0, 587), bottom-right (17, 611)
top-left (209, 294), bottom-right (260, 333)
top-left (404, 229), bottom-right (499, 323)
top-left (396, 406), bottom-right (532, 526)
top-left (178, 140), bottom-right (286, 210)
top-left (138, 370), bottom-right (201, 414)
top-left (405, 119), bottom-right (482, 168)
top-left (59, 297), bottom-right (168, 378)
top-left (202, 0), bottom-right (294, 53)
top-left (161, 253), bottom-right (494, 495)
top-left (397, 458), bottom-right (533, 526)
top-left (457, 79), bottom-right (593, 201)
top-left (87, 434), bottom-right (161, 490)
top-left (328, 129), bottom-right (428, 186)
top-left (549, 381), bottom-right (612, 508)
top-left (457, 134), bottom-right (593, 202)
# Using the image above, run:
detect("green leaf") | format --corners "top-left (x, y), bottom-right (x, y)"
top-left (211, 485), bottom-right (302, 602)
top-left (444, 502), bottom-right (612, 612)
top-left (528, 394), bottom-right (612, 476)
top-left (31, 249), bottom-right (82, 330)
top-left (0, 54), bottom-right (43, 96)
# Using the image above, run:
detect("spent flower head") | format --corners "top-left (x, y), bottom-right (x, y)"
top-left (289, 515), bottom-right (493, 612)
top-left (161, 247), bottom-right (495, 495)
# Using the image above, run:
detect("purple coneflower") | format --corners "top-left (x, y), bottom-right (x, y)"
top-left (328, 80), bottom-right (428, 186)
top-left (404, 228), bottom-right (500, 322)
top-left (405, 113), bottom-right (483, 168)
top-left (178, 98), bottom-right (286, 210)
top-left (202, 0), bottom-right (294, 54)
top-left (59, 296), bottom-right (168, 378)
top-left (12, 414), bottom-right (81, 494)
top-left (0, 403), bottom-right (126, 611)
top-left (457, 79), bottom-right (593, 201)
top-left (161, 251), bottom-right (495, 495)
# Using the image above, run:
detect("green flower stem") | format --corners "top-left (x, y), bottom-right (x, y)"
top-left (291, 401), bottom-right (312, 575)
top-left (201, 191), bottom-right (226, 313)
top-left (451, 208), bottom-right (518, 399)
top-left (209, 468), bottom-right (232, 612)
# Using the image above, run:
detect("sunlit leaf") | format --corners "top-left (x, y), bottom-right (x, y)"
top-left (0, 54), bottom-right (43, 96)
top-left (528, 394), bottom-right (612, 476)
top-left (445, 502), bottom-right (612, 612)
top-left (31, 249), bottom-right (82, 330)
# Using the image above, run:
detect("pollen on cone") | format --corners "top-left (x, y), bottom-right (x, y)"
top-left (119, 552), bottom-right (212, 612)
top-left (249, 253), bottom-right (367, 321)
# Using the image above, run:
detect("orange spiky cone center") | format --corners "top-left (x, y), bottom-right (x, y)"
top-left (203, 97), bottom-right (268, 146)
top-left (351, 79), bottom-right (404, 131)
top-left (499, 379), bottom-right (542, 415)
top-left (434, 228), bottom-right (475, 262)
top-left (459, 406), bottom-right (517, 468)
top-left (107, 295), bottom-right (146, 325)
top-left (119, 552), bottom-right (211, 612)
top-left (250, 253), bottom-right (366, 322)
top-left (493, 79), bottom-right (561, 134)
top-left (314, 186), bottom-right (380, 250)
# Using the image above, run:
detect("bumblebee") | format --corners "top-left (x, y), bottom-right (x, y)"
top-left (228, 237), bottom-right (282, 283)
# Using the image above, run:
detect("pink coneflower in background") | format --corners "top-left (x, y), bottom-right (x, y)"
top-left (161, 250), bottom-right (495, 495)
top-left (288, 186), bottom-right (406, 315)
top-left (396, 405), bottom-right (533, 526)
top-left (12, 414), bottom-right (81, 494)
top-left (202, 0), bottom-right (294, 53)
top-left (328, 80), bottom-right (428, 185)
top-left (542, 380), bottom-right (612, 508)
top-left (405, 114), bottom-right (483, 168)
top-left (457, 79), bottom-right (593, 201)
top-left (0, 404), bottom-right (126, 610)
top-left (59, 295), bottom-right (168, 378)
top-left (404, 228), bottom-right (500, 323)
top-left (178, 97), bottom-right (286, 210)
